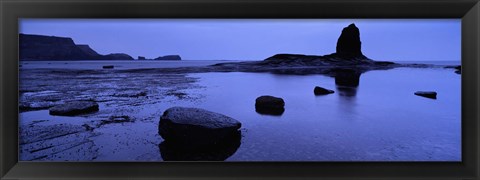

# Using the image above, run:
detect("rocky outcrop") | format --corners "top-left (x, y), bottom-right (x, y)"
top-left (262, 23), bottom-right (373, 67)
top-left (138, 56), bottom-right (146, 60)
top-left (20, 34), bottom-right (134, 60)
top-left (314, 86), bottom-right (334, 95)
top-left (335, 23), bottom-right (366, 58)
top-left (49, 101), bottom-right (99, 116)
top-left (20, 34), bottom-right (94, 60)
top-left (158, 107), bottom-right (242, 147)
top-left (155, 55), bottom-right (182, 60)
top-left (414, 91), bottom-right (437, 99)
top-left (255, 95), bottom-right (285, 115)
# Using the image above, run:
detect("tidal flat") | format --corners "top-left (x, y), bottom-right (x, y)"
top-left (18, 60), bottom-right (461, 161)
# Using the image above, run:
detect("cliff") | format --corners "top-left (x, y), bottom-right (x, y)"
top-left (19, 34), bottom-right (133, 60)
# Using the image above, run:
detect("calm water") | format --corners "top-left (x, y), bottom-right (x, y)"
top-left (181, 68), bottom-right (461, 161)
top-left (20, 60), bottom-right (234, 69)
top-left (19, 60), bottom-right (461, 161)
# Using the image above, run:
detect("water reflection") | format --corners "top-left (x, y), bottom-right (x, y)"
top-left (159, 131), bottom-right (242, 161)
top-left (255, 107), bottom-right (285, 116)
top-left (334, 69), bottom-right (361, 97)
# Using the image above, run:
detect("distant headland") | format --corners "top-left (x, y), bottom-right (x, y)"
top-left (19, 33), bottom-right (181, 61)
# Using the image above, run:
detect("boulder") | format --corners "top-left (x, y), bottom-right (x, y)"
top-left (314, 86), bottom-right (334, 95)
top-left (414, 91), bottom-right (437, 99)
top-left (255, 95), bottom-right (285, 115)
top-left (49, 101), bottom-right (99, 116)
top-left (158, 107), bottom-right (241, 147)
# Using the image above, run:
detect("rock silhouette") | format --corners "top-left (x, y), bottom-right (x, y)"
top-left (335, 23), bottom-right (365, 58)
top-left (155, 55), bottom-right (182, 60)
top-left (20, 34), bottom-right (133, 60)
top-left (314, 86), bottom-right (335, 95)
top-left (255, 95), bottom-right (285, 115)
top-left (414, 91), bottom-right (437, 99)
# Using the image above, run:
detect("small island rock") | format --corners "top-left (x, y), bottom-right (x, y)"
top-left (255, 95), bottom-right (285, 115)
top-left (155, 55), bottom-right (181, 60)
top-left (158, 107), bottom-right (241, 147)
top-left (49, 101), bottom-right (99, 116)
top-left (414, 91), bottom-right (437, 99)
top-left (314, 86), bottom-right (335, 95)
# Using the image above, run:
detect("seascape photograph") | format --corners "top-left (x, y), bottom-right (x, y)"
top-left (18, 19), bottom-right (461, 161)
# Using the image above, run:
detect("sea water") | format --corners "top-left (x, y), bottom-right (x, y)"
top-left (18, 60), bottom-right (461, 161)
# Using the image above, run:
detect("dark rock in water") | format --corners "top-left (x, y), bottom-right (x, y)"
top-left (159, 131), bottom-right (241, 161)
top-left (255, 95), bottom-right (285, 115)
top-left (138, 56), bottom-right (146, 60)
top-left (49, 101), bottom-right (99, 116)
top-left (103, 53), bottom-right (134, 60)
top-left (445, 65), bottom-right (461, 74)
top-left (336, 23), bottom-right (364, 58)
top-left (102, 65), bottom-right (114, 69)
top-left (158, 107), bottom-right (242, 147)
top-left (334, 69), bottom-right (361, 87)
top-left (414, 91), bottom-right (437, 99)
top-left (155, 55), bottom-right (182, 60)
top-left (314, 86), bottom-right (334, 95)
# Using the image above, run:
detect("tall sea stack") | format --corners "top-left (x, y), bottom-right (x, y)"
top-left (335, 23), bottom-right (366, 59)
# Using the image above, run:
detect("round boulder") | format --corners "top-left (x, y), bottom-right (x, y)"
top-left (158, 107), bottom-right (241, 147)
top-left (314, 86), bottom-right (335, 95)
top-left (255, 95), bottom-right (285, 115)
top-left (49, 101), bottom-right (99, 116)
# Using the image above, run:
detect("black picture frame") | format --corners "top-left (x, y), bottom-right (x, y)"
top-left (1, 0), bottom-right (479, 179)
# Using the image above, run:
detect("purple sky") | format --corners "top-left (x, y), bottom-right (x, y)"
top-left (19, 19), bottom-right (460, 61)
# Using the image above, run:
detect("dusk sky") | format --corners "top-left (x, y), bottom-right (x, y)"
top-left (19, 19), bottom-right (461, 61)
